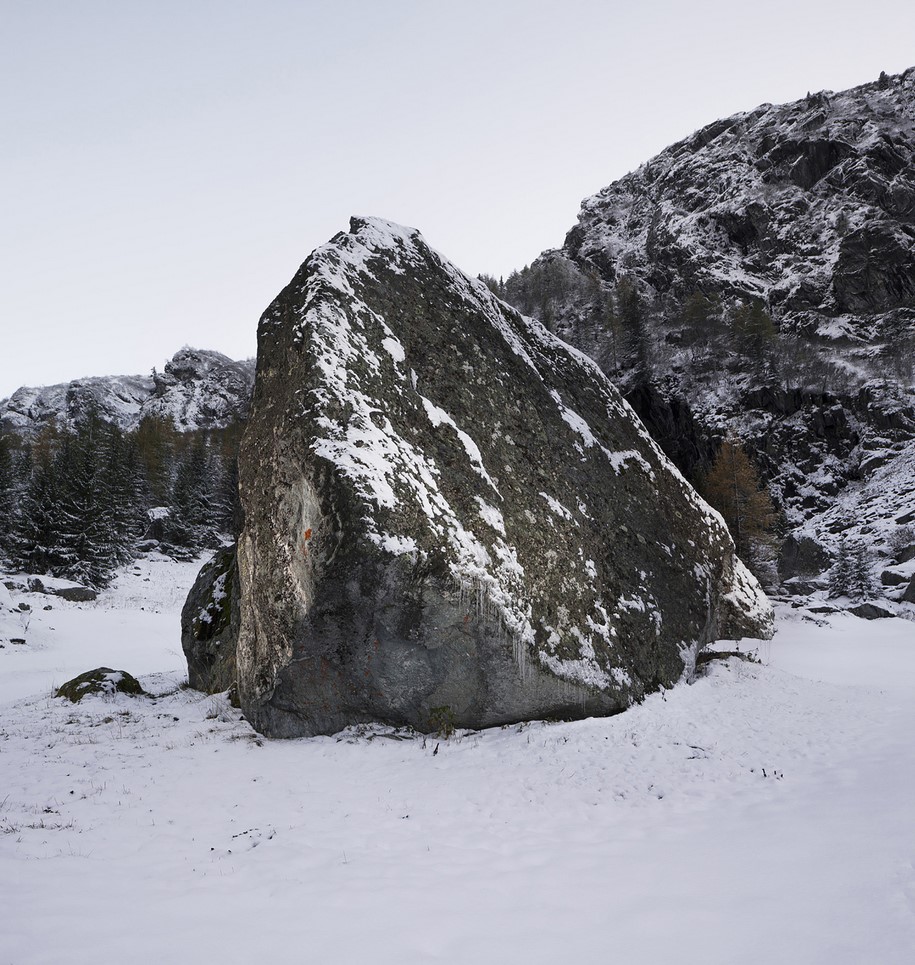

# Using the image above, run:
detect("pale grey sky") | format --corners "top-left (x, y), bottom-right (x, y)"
top-left (1, 0), bottom-right (912, 397)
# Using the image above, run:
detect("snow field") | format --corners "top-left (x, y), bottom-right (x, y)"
top-left (1, 557), bottom-right (914, 964)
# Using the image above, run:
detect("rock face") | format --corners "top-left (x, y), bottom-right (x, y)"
top-left (142, 348), bottom-right (255, 431)
top-left (235, 217), bottom-right (772, 738)
top-left (0, 348), bottom-right (254, 436)
top-left (501, 68), bottom-right (915, 595)
top-left (565, 69), bottom-right (915, 339)
top-left (181, 545), bottom-right (240, 693)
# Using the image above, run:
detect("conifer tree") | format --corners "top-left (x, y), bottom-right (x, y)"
top-left (730, 299), bottom-right (777, 376)
top-left (13, 449), bottom-right (62, 575)
top-left (849, 541), bottom-right (877, 599)
top-left (828, 536), bottom-right (853, 598)
top-left (700, 438), bottom-right (779, 584)
top-left (615, 277), bottom-right (650, 379)
top-left (168, 437), bottom-right (216, 549)
top-left (0, 434), bottom-right (16, 561)
top-left (136, 415), bottom-right (178, 507)
top-left (828, 535), bottom-right (876, 600)
top-left (54, 415), bottom-right (119, 587)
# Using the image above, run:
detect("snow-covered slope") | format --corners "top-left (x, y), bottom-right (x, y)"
top-left (1, 556), bottom-right (914, 964)
top-left (0, 373), bottom-right (153, 435)
top-left (568, 68), bottom-right (915, 341)
top-left (0, 347), bottom-right (255, 435)
top-left (502, 68), bottom-right (915, 593)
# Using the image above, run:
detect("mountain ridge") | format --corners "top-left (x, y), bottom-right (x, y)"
top-left (499, 67), bottom-right (915, 600)
top-left (0, 347), bottom-right (255, 436)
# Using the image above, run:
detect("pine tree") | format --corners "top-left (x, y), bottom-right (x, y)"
top-left (136, 414), bottom-right (178, 507)
top-left (848, 541), bottom-right (877, 600)
top-left (168, 437), bottom-right (216, 549)
top-left (615, 277), bottom-right (650, 379)
top-left (700, 438), bottom-right (779, 584)
top-left (679, 292), bottom-right (723, 354)
top-left (53, 416), bottom-right (119, 587)
top-left (13, 449), bottom-right (63, 575)
top-left (0, 434), bottom-right (16, 561)
top-left (104, 424), bottom-right (145, 563)
top-left (730, 299), bottom-right (777, 377)
top-left (828, 536), bottom-right (853, 598)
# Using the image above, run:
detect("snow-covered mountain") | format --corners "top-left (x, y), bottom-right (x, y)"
top-left (501, 67), bottom-right (915, 595)
top-left (567, 67), bottom-right (915, 342)
top-left (0, 347), bottom-right (255, 435)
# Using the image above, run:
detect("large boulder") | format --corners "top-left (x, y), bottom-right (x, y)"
top-left (235, 217), bottom-right (773, 738)
top-left (181, 545), bottom-right (240, 693)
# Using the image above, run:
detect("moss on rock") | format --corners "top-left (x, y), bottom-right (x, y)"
top-left (56, 668), bottom-right (145, 702)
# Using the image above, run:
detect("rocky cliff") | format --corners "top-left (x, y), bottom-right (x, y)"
top-left (235, 217), bottom-right (772, 738)
top-left (567, 68), bottom-right (915, 340)
top-left (0, 348), bottom-right (254, 436)
top-left (502, 68), bottom-right (915, 596)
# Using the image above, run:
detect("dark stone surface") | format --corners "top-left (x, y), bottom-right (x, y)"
top-left (781, 578), bottom-right (826, 596)
top-left (181, 545), bottom-right (240, 693)
top-left (623, 383), bottom-right (716, 482)
top-left (849, 602), bottom-right (895, 620)
top-left (26, 577), bottom-right (98, 602)
top-left (881, 570), bottom-right (908, 586)
top-left (53, 585), bottom-right (98, 602)
top-left (234, 218), bottom-right (772, 739)
top-left (56, 668), bottom-right (145, 702)
top-left (902, 578), bottom-right (915, 604)
top-left (778, 535), bottom-right (832, 581)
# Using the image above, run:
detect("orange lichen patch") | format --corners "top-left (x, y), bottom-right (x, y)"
top-left (303, 528), bottom-right (313, 541)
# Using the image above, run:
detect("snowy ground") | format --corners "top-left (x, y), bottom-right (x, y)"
top-left (1, 557), bottom-right (914, 964)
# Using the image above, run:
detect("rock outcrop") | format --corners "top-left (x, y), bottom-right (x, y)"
top-left (0, 348), bottom-right (254, 436)
top-left (142, 348), bottom-right (255, 431)
top-left (234, 217), bottom-right (772, 738)
top-left (501, 68), bottom-right (915, 595)
top-left (181, 544), bottom-right (240, 693)
top-left (564, 69), bottom-right (915, 340)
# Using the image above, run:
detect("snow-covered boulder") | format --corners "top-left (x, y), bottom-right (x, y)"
top-left (55, 668), bottom-right (145, 702)
top-left (0, 348), bottom-right (254, 437)
top-left (234, 217), bottom-right (773, 738)
top-left (26, 575), bottom-right (97, 602)
top-left (181, 545), bottom-right (240, 694)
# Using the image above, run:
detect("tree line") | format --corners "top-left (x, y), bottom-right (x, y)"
top-left (0, 411), bottom-right (242, 588)
top-left (487, 259), bottom-right (868, 396)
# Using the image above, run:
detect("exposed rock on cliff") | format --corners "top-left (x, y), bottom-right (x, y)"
top-left (143, 348), bottom-right (255, 431)
top-left (566, 70), bottom-right (915, 340)
top-left (0, 348), bottom-right (254, 436)
top-left (501, 68), bottom-right (915, 596)
top-left (235, 217), bottom-right (772, 738)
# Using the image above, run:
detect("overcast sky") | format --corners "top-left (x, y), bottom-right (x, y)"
top-left (1, 0), bottom-right (912, 398)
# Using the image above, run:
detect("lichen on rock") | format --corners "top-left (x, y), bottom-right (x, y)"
top-left (233, 216), bottom-right (773, 738)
